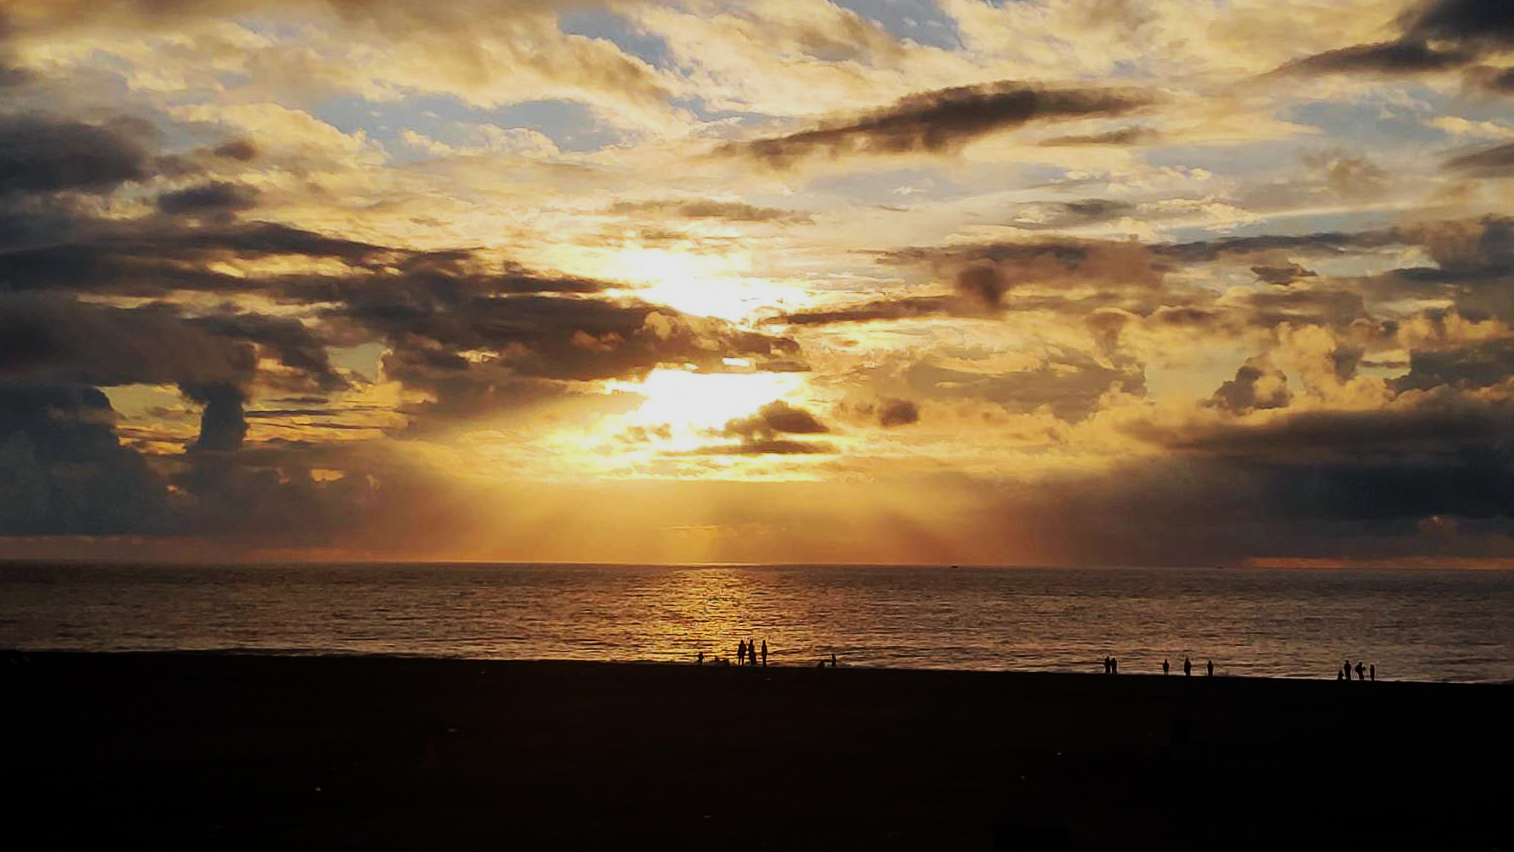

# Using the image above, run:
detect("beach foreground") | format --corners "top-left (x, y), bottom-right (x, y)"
top-left (6, 654), bottom-right (1512, 851)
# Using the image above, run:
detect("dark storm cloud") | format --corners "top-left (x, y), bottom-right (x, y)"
top-left (608, 199), bottom-right (813, 224)
top-left (726, 81), bottom-right (1152, 167)
top-left (1135, 393), bottom-right (1514, 462)
top-left (965, 427), bottom-right (1514, 566)
top-left (1465, 65), bottom-right (1514, 94)
top-left (0, 294), bottom-right (258, 389)
top-left (1037, 126), bottom-right (1159, 146)
top-left (878, 398), bottom-right (919, 427)
top-left (0, 113), bottom-right (153, 196)
top-left (1270, 0), bottom-right (1514, 82)
top-left (1443, 141), bottom-right (1514, 176)
top-left (1274, 40), bottom-right (1474, 76)
top-left (183, 382), bottom-right (248, 451)
top-left (1390, 338), bottom-right (1514, 391)
top-left (0, 383), bottom-right (171, 535)
top-left (1406, 0), bottom-right (1514, 48)
top-left (156, 182), bottom-right (261, 217)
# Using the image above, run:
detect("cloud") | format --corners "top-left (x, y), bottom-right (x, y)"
top-left (1207, 357), bottom-right (1292, 414)
top-left (183, 382), bottom-right (248, 451)
top-left (608, 199), bottom-right (813, 224)
top-left (156, 182), bottom-right (261, 218)
top-left (726, 81), bottom-right (1152, 167)
top-left (1269, 0), bottom-right (1514, 82)
top-left (1005, 199), bottom-right (1136, 230)
top-left (1273, 40), bottom-right (1474, 76)
top-left (0, 112), bottom-right (153, 196)
top-left (1037, 126), bottom-right (1159, 146)
top-left (1252, 263), bottom-right (1317, 286)
top-left (0, 383), bottom-right (170, 535)
top-left (1443, 140), bottom-right (1514, 176)
top-left (723, 400), bottom-right (830, 438)
top-left (878, 398), bottom-right (919, 427)
top-left (687, 399), bottom-right (834, 456)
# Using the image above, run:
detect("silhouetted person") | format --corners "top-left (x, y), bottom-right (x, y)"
top-left (831, 652), bottom-right (837, 668)
top-left (1183, 656), bottom-right (1191, 676)
top-left (1103, 656), bottom-right (1110, 674)
top-left (737, 641), bottom-right (746, 667)
top-left (1111, 657), bottom-right (1118, 674)
top-left (697, 650), bottom-right (704, 665)
top-left (1337, 668), bottom-right (1343, 680)
top-left (1355, 661), bottom-right (1365, 681)
top-left (760, 640), bottom-right (768, 668)
top-left (1370, 664), bottom-right (1375, 681)
top-left (1207, 659), bottom-right (1213, 676)
top-left (1163, 658), bottom-right (1169, 675)
top-left (1343, 659), bottom-right (1350, 681)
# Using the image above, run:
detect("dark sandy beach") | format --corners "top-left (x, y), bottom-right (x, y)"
top-left (5, 653), bottom-right (1511, 851)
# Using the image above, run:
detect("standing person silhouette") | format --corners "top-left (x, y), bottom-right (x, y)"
top-left (1207, 659), bottom-right (1213, 677)
top-left (1343, 659), bottom-right (1351, 681)
top-left (697, 651), bottom-right (704, 666)
top-left (1355, 661), bottom-right (1365, 681)
top-left (1183, 656), bottom-right (1191, 676)
top-left (737, 640), bottom-right (746, 667)
top-left (1370, 664), bottom-right (1375, 681)
top-left (830, 652), bottom-right (837, 668)
top-left (1111, 657), bottom-right (1118, 675)
top-left (760, 639), bottom-right (768, 668)
top-left (1162, 659), bottom-right (1170, 675)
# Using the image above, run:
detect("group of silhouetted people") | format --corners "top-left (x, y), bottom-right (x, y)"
top-left (735, 638), bottom-right (766, 667)
top-left (696, 641), bottom-right (838, 668)
top-left (1339, 658), bottom-right (1375, 681)
top-left (1105, 655), bottom-right (1214, 675)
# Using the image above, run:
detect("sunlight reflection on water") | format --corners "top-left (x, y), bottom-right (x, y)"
top-left (2, 563), bottom-right (1512, 682)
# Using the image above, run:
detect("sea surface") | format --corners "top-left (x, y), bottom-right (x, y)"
top-left (2, 562), bottom-right (1512, 682)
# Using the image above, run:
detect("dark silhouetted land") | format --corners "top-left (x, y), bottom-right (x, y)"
top-left (5, 653), bottom-right (1512, 850)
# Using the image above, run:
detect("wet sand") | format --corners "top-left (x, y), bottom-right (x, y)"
top-left (5, 653), bottom-right (1512, 850)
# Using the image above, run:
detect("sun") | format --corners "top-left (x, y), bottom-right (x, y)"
top-left (608, 367), bottom-right (807, 441)
top-left (609, 248), bottom-right (786, 323)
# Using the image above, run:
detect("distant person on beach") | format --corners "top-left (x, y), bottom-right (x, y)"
top-left (1343, 659), bottom-right (1350, 681)
top-left (1370, 664), bottom-right (1375, 681)
top-left (1183, 656), bottom-right (1191, 676)
top-left (697, 651), bottom-right (704, 666)
top-left (1112, 657), bottom-right (1118, 674)
top-left (1103, 656), bottom-right (1110, 674)
top-left (1163, 659), bottom-right (1169, 675)
top-left (737, 641), bottom-right (746, 667)
top-left (1207, 659), bottom-right (1213, 677)
top-left (831, 652), bottom-right (837, 668)
top-left (1355, 661), bottom-right (1365, 681)
top-left (1337, 668), bottom-right (1343, 680)
top-left (761, 640), bottom-right (768, 668)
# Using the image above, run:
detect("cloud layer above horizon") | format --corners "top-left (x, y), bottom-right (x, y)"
top-left (4, 0), bottom-right (1514, 566)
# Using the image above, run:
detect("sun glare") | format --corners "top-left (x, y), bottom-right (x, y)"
top-left (610, 248), bottom-right (786, 322)
top-left (615, 367), bottom-right (807, 432)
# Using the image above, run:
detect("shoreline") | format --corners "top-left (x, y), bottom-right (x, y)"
top-left (6, 648), bottom-right (1509, 685)
top-left (7, 652), bottom-right (1513, 850)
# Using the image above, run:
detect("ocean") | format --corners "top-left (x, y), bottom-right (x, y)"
top-left (2, 562), bottom-right (1511, 682)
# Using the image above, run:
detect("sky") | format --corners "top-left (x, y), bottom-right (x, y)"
top-left (2, 0), bottom-right (1514, 566)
